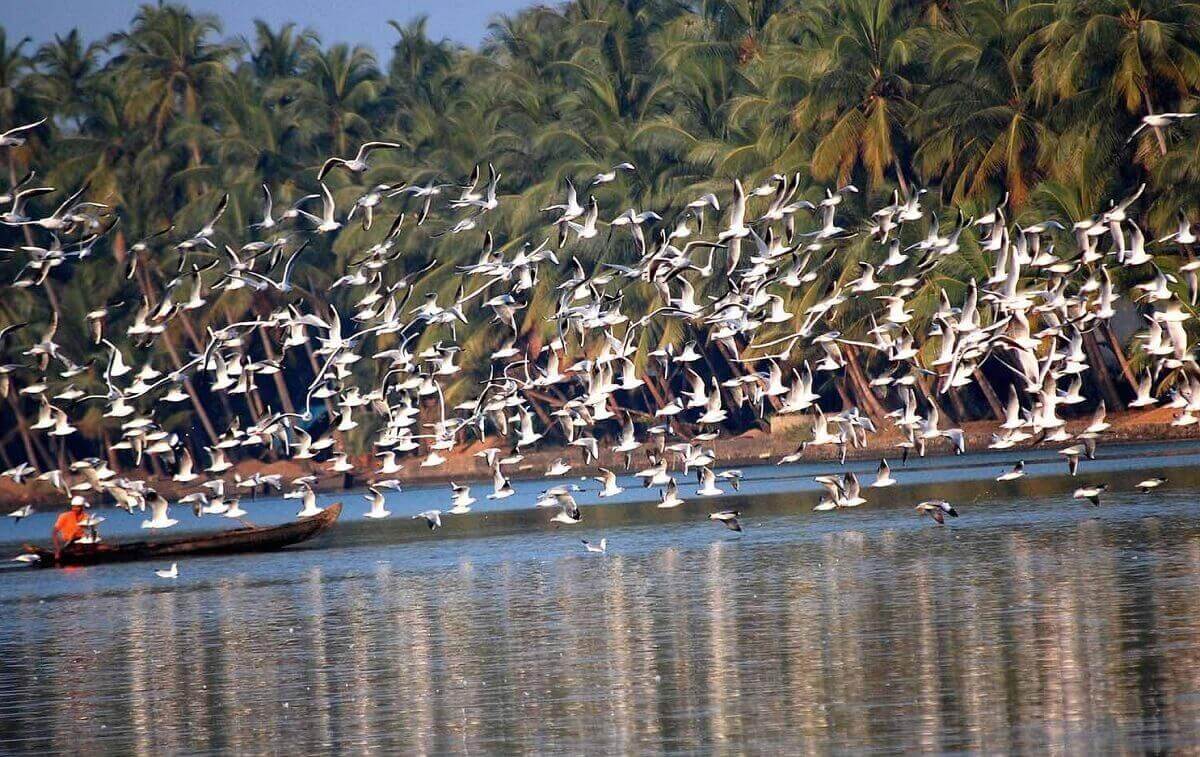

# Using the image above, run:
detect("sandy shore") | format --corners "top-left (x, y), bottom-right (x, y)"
top-left (1, 407), bottom-right (1193, 510)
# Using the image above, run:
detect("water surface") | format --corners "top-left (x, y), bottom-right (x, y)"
top-left (3, 442), bottom-right (1200, 753)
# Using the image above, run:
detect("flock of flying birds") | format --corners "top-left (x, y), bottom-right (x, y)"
top-left (0, 109), bottom-right (1195, 562)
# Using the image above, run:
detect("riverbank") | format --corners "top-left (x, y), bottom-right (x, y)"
top-left (1, 407), bottom-right (1193, 510)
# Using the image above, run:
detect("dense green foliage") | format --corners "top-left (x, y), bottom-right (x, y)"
top-left (0, 0), bottom-right (1196, 468)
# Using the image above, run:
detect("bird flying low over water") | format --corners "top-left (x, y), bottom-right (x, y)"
top-left (871, 458), bottom-right (896, 488)
top-left (1136, 477), bottom-right (1167, 493)
top-left (915, 500), bottom-right (958, 524)
top-left (413, 510), bottom-right (442, 530)
top-left (709, 509), bottom-right (742, 532)
top-left (449, 482), bottom-right (475, 514)
top-left (1073, 484), bottom-right (1107, 506)
top-left (141, 492), bottom-right (178, 530)
top-left (363, 486), bottom-right (391, 519)
top-left (996, 461), bottom-right (1025, 481)
top-left (550, 491), bottom-right (582, 524)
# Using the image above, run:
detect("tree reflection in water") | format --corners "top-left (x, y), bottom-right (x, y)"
top-left (2, 488), bottom-right (1200, 753)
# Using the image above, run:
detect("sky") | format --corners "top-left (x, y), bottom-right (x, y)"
top-left (4, 0), bottom-right (538, 57)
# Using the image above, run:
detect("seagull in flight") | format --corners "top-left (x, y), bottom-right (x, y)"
top-left (238, 240), bottom-right (309, 292)
top-left (413, 510), bottom-right (442, 530)
top-left (915, 500), bottom-right (958, 525)
top-left (318, 141), bottom-right (403, 180)
top-left (449, 482), bottom-right (475, 514)
top-left (871, 458), bottom-right (896, 487)
top-left (0, 117), bottom-right (47, 148)
top-left (141, 492), bottom-right (178, 529)
top-left (550, 491), bottom-right (582, 524)
top-left (590, 162), bottom-right (635, 186)
top-left (1128, 112), bottom-right (1197, 146)
top-left (363, 486), bottom-right (391, 519)
top-left (996, 461), bottom-right (1025, 481)
top-left (709, 509), bottom-right (742, 532)
top-left (1136, 477), bottom-right (1167, 493)
top-left (1073, 483), bottom-right (1107, 506)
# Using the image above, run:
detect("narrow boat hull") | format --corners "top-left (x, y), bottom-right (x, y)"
top-left (23, 503), bottom-right (342, 568)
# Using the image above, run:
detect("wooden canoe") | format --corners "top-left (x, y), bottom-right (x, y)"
top-left (23, 503), bottom-right (342, 568)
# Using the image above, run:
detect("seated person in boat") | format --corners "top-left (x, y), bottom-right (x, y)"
top-left (52, 498), bottom-right (87, 559)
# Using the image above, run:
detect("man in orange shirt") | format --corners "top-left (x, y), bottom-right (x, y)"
top-left (52, 499), bottom-right (87, 561)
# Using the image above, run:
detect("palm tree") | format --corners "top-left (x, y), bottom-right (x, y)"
top-left (387, 16), bottom-right (459, 112)
top-left (0, 31), bottom-right (41, 178)
top-left (1013, 0), bottom-right (1200, 157)
top-left (276, 43), bottom-right (384, 161)
top-left (245, 20), bottom-right (318, 82)
top-left (913, 4), bottom-right (1051, 209)
top-left (700, 0), bottom-right (819, 63)
top-left (796, 0), bottom-right (923, 193)
top-left (9, 0), bottom-right (1200, 461)
top-left (31, 30), bottom-right (106, 124)
top-left (113, 3), bottom-right (236, 188)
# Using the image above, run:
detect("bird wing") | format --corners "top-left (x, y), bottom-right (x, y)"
top-left (358, 141), bottom-right (403, 159)
top-left (318, 157), bottom-right (346, 180)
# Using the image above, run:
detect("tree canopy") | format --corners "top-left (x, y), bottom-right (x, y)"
top-left (0, 0), bottom-right (1197, 470)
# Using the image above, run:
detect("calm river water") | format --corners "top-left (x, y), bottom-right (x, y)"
top-left (3, 441), bottom-right (1200, 753)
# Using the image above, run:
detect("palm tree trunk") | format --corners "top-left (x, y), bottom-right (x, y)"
top-left (159, 329), bottom-right (220, 444)
top-left (41, 280), bottom-right (63, 320)
top-left (1101, 321), bottom-right (1138, 392)
top-left (525, 389), bottom-right (556, 430)
top-left (102, 430), bottom-right (122, 472)
top-left (184, 85), bottom-right (207, 196)
top-left (125, 245), bottom-right (221, 444)
top-left (641, 369), bottom-right (667, 411)
top-left (258, 326), bottom-right (297, 415)
top-left (0, 435), bottom-right (12, 470)
top-left (972, 368), bottom-right (1004, 421)
top-left (947, 388), bottom-right (969, 423)
top-left (914, 373), bottom-right (947, 420)
top-left (655, 365), bottom-right (680, 407)
top-left (55, 436), bottom-right (67, 472)
top-left (4, 395), bottom-right (41, 470)
top-left (302, 338), bottom-right (335, 419)
top-left (892, 157), bottom-right (911, 197)
top-left (302, 338), bottom-right (345, 448)
top-left (177, 311), bottom-right (209, 355)
top-left (840, 344), bottom-right (888, 424)
top-left (1083, 332), bottom-right (1123, 409)
top-left (834, 376), bottom-right (855, 413)
top-left (1140, 86), bottom-right (1169, 156)
top-left (7, 394), bottom-right (52, 470)
top-left (144, 450), bottom-right (165, 479)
